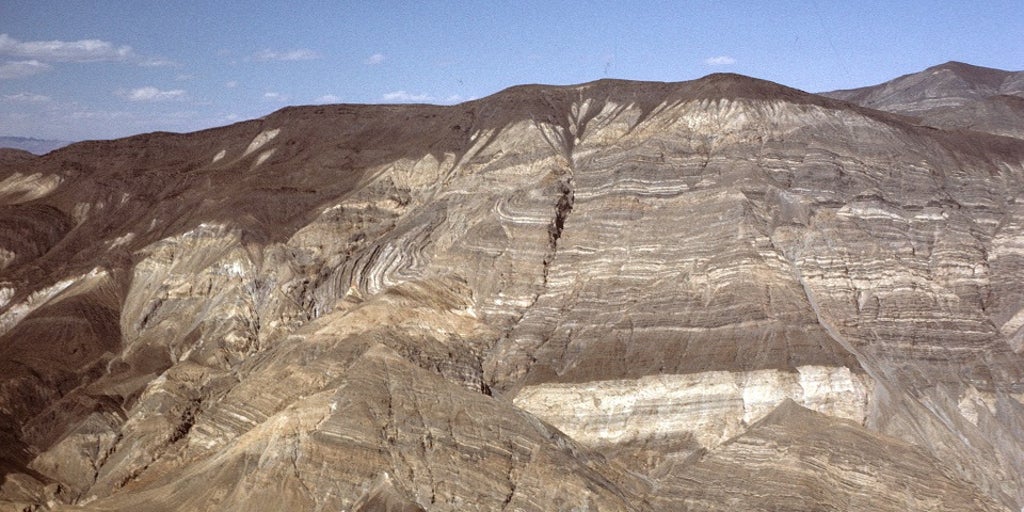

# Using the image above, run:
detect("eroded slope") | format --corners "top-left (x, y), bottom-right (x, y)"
top-left (1, 72), bottom-right (1023, 510)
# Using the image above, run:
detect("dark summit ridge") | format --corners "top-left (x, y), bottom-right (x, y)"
top-left (928, 60), bottom-right (1018, 89)
top-left (824, 61), bottom-right (1023, 105)
top-left (488, 73), bottom-right (850, 113)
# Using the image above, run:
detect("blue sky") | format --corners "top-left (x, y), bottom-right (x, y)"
top-left (1, 1), bottom-right (1022, 141)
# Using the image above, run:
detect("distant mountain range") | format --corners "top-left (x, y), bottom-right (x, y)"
top-left (0, 136), bottom-right (73, 155)
top-left (823, 61), bottom-right (1024, 139)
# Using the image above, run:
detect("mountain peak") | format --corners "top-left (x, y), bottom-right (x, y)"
top-left (822, 61), bottom-right (1024, 138)
top-left (930, 60), bottom-right (993, 71)
top-left (925, 60), bottom-right (1013, 88)
top-left (482, 72), bottom-right (835, 123)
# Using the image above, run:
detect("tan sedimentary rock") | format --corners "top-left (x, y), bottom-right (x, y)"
top-left (1, 68), bottom-right (1024, 510)
top-left (666, 400), bottom-right (1009, 511)
top-left (514, 365), bottom-right (873, 451)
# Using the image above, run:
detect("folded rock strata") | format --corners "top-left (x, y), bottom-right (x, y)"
top-left (1, 69), bottom-right (1023, 510)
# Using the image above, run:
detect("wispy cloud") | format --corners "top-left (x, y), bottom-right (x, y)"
top-left (118, 86), bottom-right (186, 102)
top-left (704, 55), bottom-right (737, 66)
top-left (2, 92), bottom-right (51, 102)
top-left (68, 109), bottom-right (133, 121)
top-left (365, 53), bottom-right (385, 65)
top-left (252, 49), bottom-right (318, 62)
top-left (0, 33), bottom-right (133, 62)
top-left (263, 91), bottom-right (289, 102)
top-left (139, 57), bottom-right (178, 67)
top-left (0, 33), bottom-right (175, 70)
top-left (224, 80), bottom-right (239, 89)
top-left (382, 90), bottom-right (433, 103)
top-left (315, 94), bottom-right (341, 103)
top-left (0, 60), bottom-right (51, 79)
top-left (380, 91), bottom-right (467, 104)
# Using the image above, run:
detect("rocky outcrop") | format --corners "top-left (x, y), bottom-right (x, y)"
top-left (2, 68), bottom-right (1024, 510)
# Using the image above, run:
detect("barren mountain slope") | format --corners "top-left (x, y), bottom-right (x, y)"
top-left (2, 71), bottom-right (1024, 511)
top-left (667, 400), bottom-right (1005, 511)
top-left (824, 61), bottom-right (1024, 139)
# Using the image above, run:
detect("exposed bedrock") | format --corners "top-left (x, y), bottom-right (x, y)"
top-left (1, 72), bottom-right (1024, 510)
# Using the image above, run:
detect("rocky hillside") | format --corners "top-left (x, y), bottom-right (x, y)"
top-left (2, 68), bottom-right (1024, 511)
top-left (824, 61), bottom-right (1024, 139)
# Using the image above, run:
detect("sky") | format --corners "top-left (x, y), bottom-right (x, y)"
top-left (1, 1), bottom-right (1022, 142)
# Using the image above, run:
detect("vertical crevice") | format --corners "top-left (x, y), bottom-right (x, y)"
top-left (483, 113), bottom-right (578, 394)
top-left (544, 178), bottom-right (575, 268)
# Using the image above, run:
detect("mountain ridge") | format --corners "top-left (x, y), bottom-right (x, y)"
top-left (823, 60), bottom-right (1024, 103)
top-left (10, 70), bottom-right (1021, 302)
top-left (0, 137), bottom-right (73, 156)
top-left (2, 64), bottom-right (1024, 510)
top-left (823, 61), bottom-right (1024, 139)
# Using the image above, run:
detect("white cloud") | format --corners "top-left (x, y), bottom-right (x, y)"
top-left (263, 91), bottom-right (289, 102)
top-left (0, 33), bottom-right (174, 70)
top-left (69, 109), bottom-right (132, 121)
top-left (315, 94), bottom-right (341, 103)
top-left (0, 33), bottom-right (133, 62)
top-left (252, 49), bottom-right (318, 62)
top-left (382, 90), bottom-right (433, 102)
top-left (0, 60), bottom-right (51, 79)
top-left (365, 53), bottom-right (385, 65)
top-left (139, 57), bottom-right (178, 67)
top-left (225, 80), bottom-right (239, 88)
top-left (119, 86), bottom-right (186, 102)
top-left (2, 92), bottom-right (51, 102)
top-left (704, 55), bottom-right (737, 66)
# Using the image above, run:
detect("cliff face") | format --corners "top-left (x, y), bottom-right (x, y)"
top-left (2, 70), bottom-right (1024, 511)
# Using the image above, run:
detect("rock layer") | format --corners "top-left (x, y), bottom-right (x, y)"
top-left (1, 69), bottom-right (1024, 510)
top-left (667, 400), bottom-right (1008, 511)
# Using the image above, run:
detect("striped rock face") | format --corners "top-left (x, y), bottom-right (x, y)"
top-left (1, 72), bottom-right (1024, 511)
